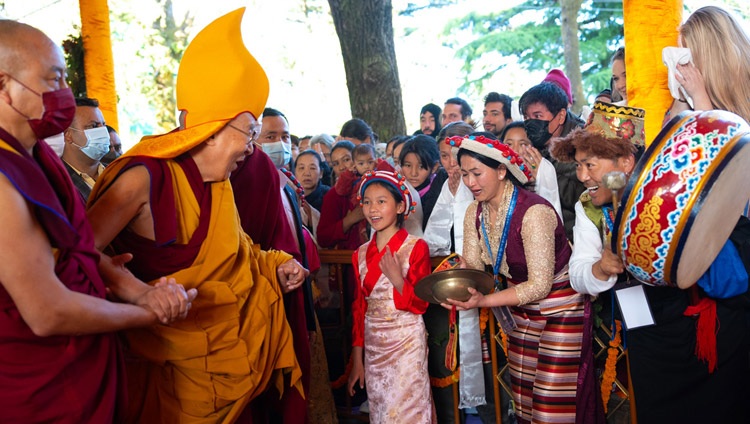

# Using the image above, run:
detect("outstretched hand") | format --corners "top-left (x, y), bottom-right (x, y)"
top-left (440, 286), bottom-right (483, 311)
top-left (277, 259), bottom-right (309, 293)
top-left (109, 252), bottom-right (134, 270)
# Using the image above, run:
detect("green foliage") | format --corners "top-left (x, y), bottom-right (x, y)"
top-left (111, 0), bottom-right (191, 133)
top-left (692, 1), bottom-right (749, 19)
top-left (399, 0), bottom-right (458, 16)
top-left (298, 0), bottom-right (326, 18)
top-left (443, 0), bottom-right (624, 99)
top-left (61, 28), bottom-right (86, 98)
top-left (140, 0), bottom-right (192, 132)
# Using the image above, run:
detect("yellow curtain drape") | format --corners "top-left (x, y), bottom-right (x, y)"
top-left (79, 0), bottom-right (118, 131)
top-left (624, 0), bottom-right (683, 145)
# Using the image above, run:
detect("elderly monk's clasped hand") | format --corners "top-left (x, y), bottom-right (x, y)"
top-left (277, 259), bottom-right (309, 293)
top-left (135, 277), bottom-right (197, 325)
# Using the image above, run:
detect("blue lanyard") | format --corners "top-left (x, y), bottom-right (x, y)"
top-left (602, 205), bottom-right (614, 233)
top-left (481, 185), bottom-right (518, 279)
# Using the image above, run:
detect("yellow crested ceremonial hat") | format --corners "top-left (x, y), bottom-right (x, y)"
top-left (124, 8), bottom-right (269, 159)
top-left (585, 101), bottom-right (646, 146)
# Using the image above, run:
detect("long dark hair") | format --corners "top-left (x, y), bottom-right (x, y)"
top-left (398, 135), bottom-right (440, 171)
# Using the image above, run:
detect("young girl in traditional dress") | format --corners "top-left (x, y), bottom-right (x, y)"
top-left (348, 170), bottom-right (436, 424)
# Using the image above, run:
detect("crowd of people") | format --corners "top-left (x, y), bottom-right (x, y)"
top-left (1, 4), bottom-right (750, 424)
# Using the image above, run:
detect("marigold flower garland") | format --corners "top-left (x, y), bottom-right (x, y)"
top-left (430, 368), bottom-right (461, 387)
top-left (601, 320), bottom-right (622, 413)
top-left (479, 307), bottom-right (489, 333)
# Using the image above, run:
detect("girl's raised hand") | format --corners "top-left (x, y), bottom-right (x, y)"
top-left (379, 246), bottom-right (400, 280)
top-left (380, 246), bottom-right (406, 293)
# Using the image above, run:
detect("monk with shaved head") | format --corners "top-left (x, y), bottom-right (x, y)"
top-left (0, 20), bottom-right (195, 422)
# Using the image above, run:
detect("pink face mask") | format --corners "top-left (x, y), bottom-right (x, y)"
top-left (7, 75), bottom-right (76, 140)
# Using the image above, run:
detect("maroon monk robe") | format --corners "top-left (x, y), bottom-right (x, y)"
top-left (106, 154), bottom-right (212, 282)
top-left (0, 128), bottom-right (126, 423)
top-left (230, 149), bottom-right (311, 424)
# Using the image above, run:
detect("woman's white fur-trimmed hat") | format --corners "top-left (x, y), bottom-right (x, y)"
top-left (447, 135), bottom-right (532, 184)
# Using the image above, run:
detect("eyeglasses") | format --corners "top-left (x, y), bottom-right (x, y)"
top-left (227, 122), bottom-right (262, 144)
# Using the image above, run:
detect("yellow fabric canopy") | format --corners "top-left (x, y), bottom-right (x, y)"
top-left (624, 0), bottom-right (682, 145)
top-left (80, 0), bottom-right (118, 131)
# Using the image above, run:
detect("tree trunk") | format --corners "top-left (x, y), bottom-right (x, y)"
top-left (560, 0), bottom-right (583, 114)
top-left (328, 0), bottom-right (406, 141)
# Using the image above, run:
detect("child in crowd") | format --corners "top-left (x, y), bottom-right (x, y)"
top-left (333, 144), bottom-right (392, 242)
top-left (353, 143), bottom-right (378, 176)
top-left (348, 170), bottom-right (435, 423)
top-left (398, 135), bottom-right (447, 230)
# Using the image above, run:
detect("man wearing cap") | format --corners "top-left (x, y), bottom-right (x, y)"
top-left (86, 9), bottom-right (304, 422)
top-left (555, 101), bottom-right (646, 293)
top-left (0, 20), bottom-right (194, 422)
top-left (61, 97), bottom-right (110, 201)
top-left (551, 105), bottom-right (750, 424)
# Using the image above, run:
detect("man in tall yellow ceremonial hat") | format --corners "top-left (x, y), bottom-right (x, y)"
top-left (86, 8), bottom-right (305, 423)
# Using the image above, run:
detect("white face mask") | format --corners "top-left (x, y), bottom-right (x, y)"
top-left (43, 132), bottom-right (65, 157)
top-left (73, 126), bottom-right (111, 161)
top-left (261, 141), bottom-right (292, 168)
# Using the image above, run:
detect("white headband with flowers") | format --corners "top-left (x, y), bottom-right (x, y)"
top-left (447, 135), bottom-right (532, 184)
